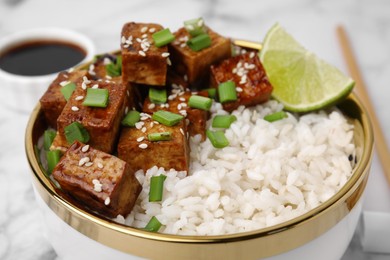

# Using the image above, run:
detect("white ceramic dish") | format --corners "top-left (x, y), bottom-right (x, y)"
top-left (0, 27), bottom-right (95, 113)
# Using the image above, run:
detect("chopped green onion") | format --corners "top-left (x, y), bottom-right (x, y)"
top-left (218, 81), bottom-right (237, 103)
top-left (187, 33), bottom-right (211, 52)
top-left (184, 17), bottom-right (206, 37)
top-left (148, 132), bottom-right (172, 142)
top-left (152, 28), bottom-right (175, 47)
top-left (205, 88), bottom-right (217, 99)
top-left (149, 175), bottom-right (167, 202)
top-left (206, 130), bottom-right (229, 148)
top-left (212, 115), bottom-right (237, 129)
top-left (46, 150), bottom-right (61, 175)
top-left (106, 56), bottom-right (122, 77)
top-left (264, 111), bottom-right (287, 122)
top-left (152, 110), bottom-right (183, 126)
top-left (149, 88), bottom-right (167, 104)
top-left (188, 95), bottom-right (212, 111)
top-left (82, 88), bottom-right (109, 108)
top-left (61, 82), bottom-right (76, 101)
top-left (43, 129), bottom-right (57, 151)
top-left (143, 216), bottom-right (162, 232)
top-left (121, 110), bottom-right (141, 127)
top-left (64, 122), bottom-right (90, 144)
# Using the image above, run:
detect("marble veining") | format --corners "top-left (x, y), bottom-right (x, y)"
top-left (0, 0), bottom-right (389, 259)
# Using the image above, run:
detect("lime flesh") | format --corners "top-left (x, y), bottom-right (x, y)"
top-left (259, 23), bottom-right (354, 112)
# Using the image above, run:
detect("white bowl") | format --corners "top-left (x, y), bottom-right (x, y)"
top-left (0, 27), bottom-right (95, 113)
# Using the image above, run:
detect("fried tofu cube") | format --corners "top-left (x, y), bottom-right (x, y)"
top-left (117, 116), bottom-right (189, 173)
top-left (40, 70), bottom-right (87, 128)
top-left (52, 141), bottom-right (142, 218)
top-left (143, 90), bottom-right (208, 140)
top-left (121, 22), bottom-right (169, 86)
top-left (210, 51), bottom-right (273, 112)
top-left (86, 53), bottom-right (122, 82)
top-left (56, 79), bottom-right (126, 153)
top-left (169, 26), bottom-right (231, 86)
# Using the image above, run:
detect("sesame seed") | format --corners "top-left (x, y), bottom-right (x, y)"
top-left (137, 136), bottom-right (145, 142)
top-left (166, 57), bottom-right (172, 66)
top-left (135, 121), bottom-right (144, 129)
top-left (249, 52), bottom-right (256, 59)
top-left (236, 87), bottom-right (243, 92)
top-left (75, 95), bottom-right (84, 101)
top-left (140, 26), bottom-right (148, 33)
top-left (85, 162), bottom-right (93, 167)
top-left (81, 82), bottom-right (87, 90)
top-left (139, 50), bottom-right (146, 57)
top-left (184, 74), bottom-right (188, 82)
top-left (141, 33), bottom-right (148, 39)
top-left (71, 106), bottom-right (79, 111)
top-left (97, 162), bottom-right (104, 169)
top-left (197, 19), bottom-right (204, 27)
top-left (180, 102), bottom-right (187, 107)
top-left (92, 84), bottom-right (99, 89)
top-left (81, 145), bottom-right (90, 152)
top-left (127, 90), bottom-right (130, 96)
top-left (104, 197), bottom-right (110, 205)
top-left (140, 113), bottom-right (151, 118)
top-left (60, 80), bottom-right (70, 87)
top-left (150, 122), bottom-right (154, 127)
top-left (149, 28), bottom-right (156, 33)
top-left (179, 110), bottom-right (187, 117)
top-left (179, 97), bottom-right (186, 102)
top-left (139, 143), bottom-right (148, 149)
top-left (161, 52), bottom-right (170, 58)
top-left (78, 157), bottom-right (90, 166)
top-left (180, 128), bottom-right (184, 135)
top-left (136, 38), bottom-right (142, 43)
top-left (148, 103), bottom-right (156, 109)
top-left (180, 42), bottom-right (186, 48)
top-left (125, 106), bottom-right (129, 114)
top-left (141, 127), bottom-right (147, 133)
top-left (121, 36), bottom-right (126, 44)
top-left (186, 24), bottom-right (194, 31)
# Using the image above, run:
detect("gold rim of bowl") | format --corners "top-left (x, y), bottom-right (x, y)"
top-left (25, 40), bottom-right (373, 259)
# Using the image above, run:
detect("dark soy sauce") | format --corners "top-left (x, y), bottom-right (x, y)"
top-left (0, 40), bottom-right (86, 76)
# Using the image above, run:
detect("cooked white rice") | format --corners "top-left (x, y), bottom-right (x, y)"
top-left (117, 100), bottom-right (356, 235)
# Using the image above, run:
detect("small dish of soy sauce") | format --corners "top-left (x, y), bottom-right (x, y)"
top-left (0, 27), bottom-right (95, 113)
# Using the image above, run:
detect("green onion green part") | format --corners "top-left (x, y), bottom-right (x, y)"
top-left (152, 28), bottom-right (175, 47)
top-left (152, 110), bottom-right (184, 126)
top-left (212, 115), bottom-right (237, 129)
top-left (149, 88), bottom-right (167, 104)
top-left (143, 216), bottom-right (162, 232)
top-left (206, 130), bottom-right (229, 148)
top-left (264, 111), bottom-right (287, 122)
top-left (43, 129), bottom-right (57, 151)
top-left (105, 56), bottom-right (122, 77)
top-left (218, 81), bottom-right (237, 103)
top-left (188, 95), bottom-right (212, 111)
top-left (64, 122), bottom-right (90, 144)
top-left (148, 132), bottom-right (172, 142)
top-left (82, 88), bottom-right (109, 108)
top-left (46, 150), bottom-right (61, 175)
top-left (121, 110), bottom-right (141, 127)
top-left (187, 33), bottom-right (212, 52)
top-left (61, 82), bottom-right (76, 101)
top-left (149, 175), bottom-right (167, 202)
top-left (205, 88), bottom-right (217, 99)
top-left (184, 17), bottom-right (206, 37)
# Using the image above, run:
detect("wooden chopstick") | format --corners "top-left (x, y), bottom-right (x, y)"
top-left (336, 25), bottom-right (390, 185)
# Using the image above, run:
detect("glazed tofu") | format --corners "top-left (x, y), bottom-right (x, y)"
top-left (169, 26), bottom-right (231, 86)
top-left (117, 116), bottom-right (190, 173)
top-left (86, 53), bottom-right (122, 83)
top-left (40, 70), bottom-right (87, 128)
top-left (210, 51), bottom-right (273, 112)
top-left (52, 141), bottom-right (142, 218)
top-left (143, 89), bottom-right (208, 140)
top-left (56, 78), bottom-right (127, 153)
top-left (121, 22), bottom-right (169, 86)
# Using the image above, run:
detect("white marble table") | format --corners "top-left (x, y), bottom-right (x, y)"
top-left (1, 0), bottom-right (390, 259)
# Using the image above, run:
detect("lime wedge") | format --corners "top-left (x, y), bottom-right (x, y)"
top-left (259, 23), bottom-right (354, 112)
